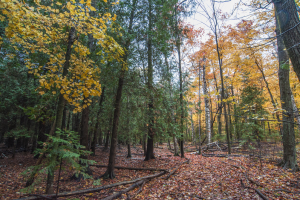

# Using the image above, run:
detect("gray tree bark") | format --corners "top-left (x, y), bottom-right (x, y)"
top-left (276, 13), bottom-right (298, 170)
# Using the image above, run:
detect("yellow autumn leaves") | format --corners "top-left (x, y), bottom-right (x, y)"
top-left (0, 0), bottom-right (124, 112)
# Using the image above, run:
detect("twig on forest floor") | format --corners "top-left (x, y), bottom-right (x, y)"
top-left (274, 188), bottom-right (300, 194)
top-left (240, 179), bottom-right (269, 200)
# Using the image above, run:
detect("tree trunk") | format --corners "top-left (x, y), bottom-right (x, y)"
top-left (80, 105), bottom-right (90, 152)
top-left (198, 64), bottom-right (202, 155)
top-left (190, 109), bottom-right (195, 145)
top-left (36, 121), bottom-right (46, 150)
top-left (173, 135), bottom-right (179, 156)
top-left (273, 0), bottom-right (300, 82)
top-left (127, 143), bottom-right (131, 158)
top-left (227, 100), bottom-right (232, 141)
top-left (202, 62), bottom-right (212, 144)
top-left (231, 86), bottom-right (239, 140)
top-left (176, 6), bottom-right (184, 159)
top-left (92, 87), bottom-right (105, 155)
top-left (46, 27), bottom-right (76, 194)
top-left (104, 0), bottom-right (137, 178)
top-left (276, 14), bottom-right (298, 170)
top-left (212, 1), bottom-right (231, 154)
top-left (145, 0), bottom-right (155, 161)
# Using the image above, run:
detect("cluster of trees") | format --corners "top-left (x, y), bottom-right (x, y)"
top-left (0, 0), bottom-right (300, 195)
top-left (187, 0), bottom-right (300, 171)
top-left (0, 0), bottom-right (199, 194)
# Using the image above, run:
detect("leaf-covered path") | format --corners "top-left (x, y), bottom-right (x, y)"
top-left (1, 144), bottom-right (300, 199)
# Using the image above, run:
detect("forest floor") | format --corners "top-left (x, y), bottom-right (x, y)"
top-left (0, 143), bottom-right (300, 200)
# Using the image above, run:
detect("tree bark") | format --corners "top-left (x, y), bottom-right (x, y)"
top-left (198, 64), bottom-right (202, 155)
top-left (212, 1), bottom-right (231, 154)
top-left (276, 13), bottom-right (298, 170)
top-left (104, 0), bottom-right (137, 178)
top-left (46, 27), bottom-right (76, 194)
top-left (176, 5), bottom-right (185, 159)
top-left (190, 109), bottom-right (195, 145)
top-left (145, 0), bottom-right (155, 161)
top-left (92, 87), bottom-right (105, 155)
top-left (273, 0), bottom-right (300, 82)
top-left (202, 62), bottom-right (212, 144)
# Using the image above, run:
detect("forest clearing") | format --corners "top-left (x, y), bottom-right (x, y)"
top-left (1, 143), bottom-right (300, 199)
top-left (1, 0), bottom-right (300, 199)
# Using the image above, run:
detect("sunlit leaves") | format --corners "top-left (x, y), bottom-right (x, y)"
top-left (0, 0), bottom-right (124, 112)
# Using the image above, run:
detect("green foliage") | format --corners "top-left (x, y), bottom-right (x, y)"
top-left (5, 126), bottom-right (32, 140)
top-left (237, 86), bottom-right (268, 146)
top-left (21, 129), bottom-right (95, 193)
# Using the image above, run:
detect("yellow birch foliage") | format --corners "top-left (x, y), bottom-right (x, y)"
top-left (0, 0), bottom-right (124, 112)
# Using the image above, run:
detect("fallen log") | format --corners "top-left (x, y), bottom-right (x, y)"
top-left (17, 171), bottom-right (167, 200)
top-left (202, 154), bottom-right (245, 158)
top-left (90, 165), bottom-right (168, 172)
top-left (165, 159), bottom-right (189, 180)
top-left (102, 180), bottom-right (145, 200)
top-left (202, 154), bottom-right (228, 157)
top-left (127, 179), bottom-right (147, 200)
top-left (252, 188), bottom-right (269, 200)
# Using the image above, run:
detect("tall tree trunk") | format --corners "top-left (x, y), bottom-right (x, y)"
top-left (175, 6), bottom-right (185, 159)
top-left (276, 14), bottom-right (298, 170)
top-left (231, 86), bottom-right (239, 140)
top-left (212, 1), bottom-right (231, 154)
top-left (197, 64), bottom-right (202, 155)
top-left (145, 0), bottom-right (155, 161)
top-left (92, 87), bottom-right (105, 155)
top-left (80, 105), bottom-right (89, 151)
top-left (202, 62), bottom-right (212, 144)
top-left (227, 100), bottom-right (232, 141)
top-left (190, 109), bottom-right (195, 145)
top-left (213, 69), bottom-right (222, 136)
top-left (127, 95), bottom-right (131, 158)
top-left (46, 27), bottom-right (76, 194)
top-left (104, 0), bottom-right (137, 178)
top-left (273, 0), bottom-right (300, 81)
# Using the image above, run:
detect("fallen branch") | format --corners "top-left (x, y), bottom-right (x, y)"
top-left (102, 180), bottom-right (145, 200)
top-left (165, 159), bottom-right (190, 180)
top-left (252, 188), bottom-right (269, 200)
top-left (90, 165), bottom-right (168, 172)
top-left (17, 171), bottom-right (166, 200)
top-left (127, 180), bottom-right (147, 200)
top-left (274, 188), bottom-right (300, 194)
top-left (223, 161), bottom-right (263, 188)
top-left (202, 154), bottom-right (228, 157)
top-left (240, 180), bottom-right (269, 200)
